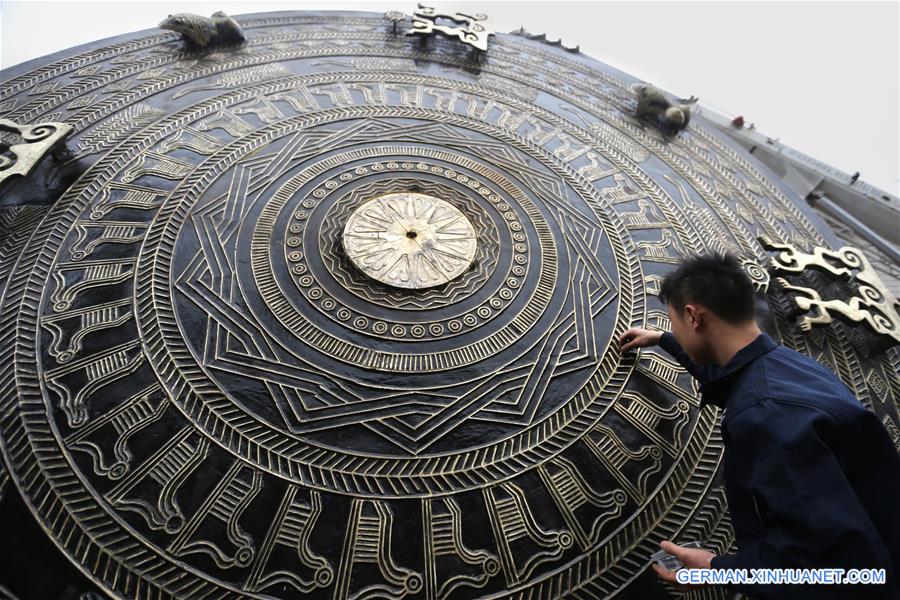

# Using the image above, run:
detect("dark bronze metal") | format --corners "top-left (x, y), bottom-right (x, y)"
top-left (0, 8), bottom-right (897, 600)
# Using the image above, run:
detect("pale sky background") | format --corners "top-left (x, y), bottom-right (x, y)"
top-left (1, 0), bottom-right (898, 195)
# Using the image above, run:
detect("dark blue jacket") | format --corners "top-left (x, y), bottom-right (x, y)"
top-left (659, 331), bottom-right (900, 599)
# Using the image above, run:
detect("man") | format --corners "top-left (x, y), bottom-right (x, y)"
top-left (618, 253), bottom-right (900, 599)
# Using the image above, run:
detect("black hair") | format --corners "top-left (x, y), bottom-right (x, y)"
top-left (658, 252), bottom-right (756, 324)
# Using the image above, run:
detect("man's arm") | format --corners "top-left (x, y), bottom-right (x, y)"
top-left (711, 399), bottom-right (895, 598)
top-left (618, 327), bottom-right (716, 384)
top-left (656, 331), bottom-right (717, 383)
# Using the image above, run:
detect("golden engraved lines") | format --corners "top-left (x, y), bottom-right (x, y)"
top-left (598, 173), bottom-right (647, 205)
top-left (583, 423), bottom-right (662, 504)
top-left (618, 199), bottom-right (667, 229)
top-left (247, 487), bottom-right (334, 593)
top-left (546, 84), bottom-right (767, 261)
top-left (663, 173), bottom-right (743, 255)
top-left (635, 350), bottom-right (701, 405)
top-left (41, 297), bottom-right (132, 363)
top-left (233, 95), bottom-right (286, 124)
top-left (64, 383), bottom-right (167, 480)
top-left (43, 341), bottom-right (143, 427)
top-left (614, 391), bottom-right (691, 458)
top-left (422, 498), bottom-right (500, 599)
top-left (645, 273), bottom-right (664, 296)
top-left (106, 427), bottom-right (210, 534)
top-left (171, 63), bottom-right (290, 100)
top-left (501, 41), bottom-right (823, 250)
top-left (0, 23), bottom-right (828, 264)
top-left (334, 500), bottom-right (423, 600)
top-left (120, 151), bottom-right (194, 183)
top-left (47, 71), bottom-right (646, 494)
top-left (635, 230), bottom-right (687, 264)
top-left (158, 127), bottom-right (223, 155)
top-left (76, 103), bottom-right (166, 156)
top-left (89, 182), bottom-right (168, 220)
top-left (483, 482), bottom-right (573, 585)
top-left (195, 108), bottom-right (255, 137)
top-left (0, 21), bottom-right (793, 600)
top-left (168, 460), bottom-right (263, 568)
top-left (249, 136), bottom-right (562, 374)
top-left (538, 456), bottom-right (627, 551)
top-left (69, 221), bottom-right (147, 260)
top-left (884, 415), bottom-right (900, 452)
top-left (82, 72), bottom-right (692, 304)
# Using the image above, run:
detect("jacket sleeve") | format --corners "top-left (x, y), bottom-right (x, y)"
top-left (710, 399), bottom-right (895, 598)
top-left (657, 331), bottom-right (717, 384)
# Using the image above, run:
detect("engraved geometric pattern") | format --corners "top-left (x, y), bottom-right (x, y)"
top-left (319, 173), bottom-right (503, 313)
top-left (0, 11), bottom-right (897, 600)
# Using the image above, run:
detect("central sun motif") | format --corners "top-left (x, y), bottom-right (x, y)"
top-left (342, 192), bottom-right (478, 289)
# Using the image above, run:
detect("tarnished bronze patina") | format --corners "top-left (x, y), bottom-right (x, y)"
top-left (0, 8), bottom-right (897, 600)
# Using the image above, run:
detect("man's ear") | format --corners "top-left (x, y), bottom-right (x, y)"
top-left (684, 304), bottom-right (703, 331)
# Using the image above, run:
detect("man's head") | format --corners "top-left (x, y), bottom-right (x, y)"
top-left (659, 252), bottom-right (757, 364)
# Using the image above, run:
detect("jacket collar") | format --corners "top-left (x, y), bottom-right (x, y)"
top-left (699, 332), bottom-right (778, 409)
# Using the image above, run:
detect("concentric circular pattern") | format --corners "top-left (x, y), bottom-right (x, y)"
top-left (342, 192), bottom-right (478, 289)
top-left (234, 127), bottom-right (562, 380)
top-left (281, 158), bottom-right (530, 343)
top-left (1, 12), bottom-right (894, 600)
top-left (319, 170), bottom-right (502, 310)
top-left (318, 173), bottom-right (507, 310)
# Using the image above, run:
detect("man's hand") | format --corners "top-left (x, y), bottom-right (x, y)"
top-left (651, 540), bottom-right (716, 587)
top-left (618, 327), bottom-right (663, 352)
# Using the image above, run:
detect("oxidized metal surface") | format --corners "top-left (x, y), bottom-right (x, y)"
top-left (0, 9), bottom-right (898, 600)
top-left (342, 192), bottom-right (478, 289)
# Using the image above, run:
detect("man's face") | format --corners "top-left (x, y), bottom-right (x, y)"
top-left (667, 302), bottom-right (712, 364)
